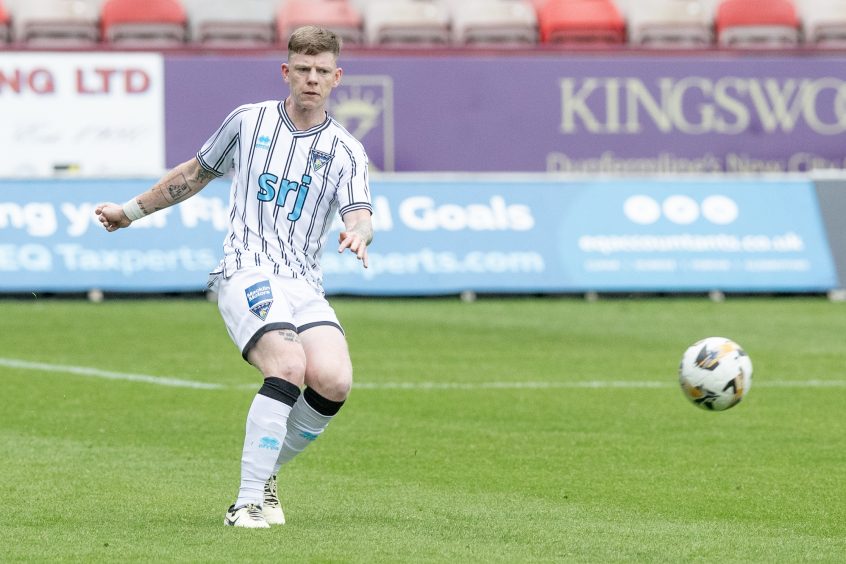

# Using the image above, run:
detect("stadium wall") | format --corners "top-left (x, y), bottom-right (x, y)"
top-left (2, 51), bottom-right (846, 176)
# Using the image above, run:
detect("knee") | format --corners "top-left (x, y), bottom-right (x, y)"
top-left (247, 328), bottom-right (310, 384)
top-left (249, 348), bottom-right (307, 386)
top-left (327, 371), bottom-right (353, 401)
top-left (309, 363), bottom-right (352, 402)
top-left (269, 355), bottom-right (307, 385)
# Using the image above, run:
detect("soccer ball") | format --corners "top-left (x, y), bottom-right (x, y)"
top-left (678, 337), bottom-right (752, 411)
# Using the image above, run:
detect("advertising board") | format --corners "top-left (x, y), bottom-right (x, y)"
top-left (0, 177), bottom-right (837, 294)
top-left (0, 53), bottom-right (165, 177)
top-left (166, 54), bottom-right (846, 174)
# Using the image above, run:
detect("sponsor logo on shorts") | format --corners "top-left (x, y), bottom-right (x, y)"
top-left (245, 280), bottom-right (273, 321)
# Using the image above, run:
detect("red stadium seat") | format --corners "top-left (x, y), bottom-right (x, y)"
top-left (715, 0), bottom-right (800, 48)
top-left (0, 1), bottom-right (9, 43)
top-left (101, 0), bottom-right (188, 46)
top-left (538, 0), bottom-right (626, 45)
top-left (277, 0), bottom-right (364, 46)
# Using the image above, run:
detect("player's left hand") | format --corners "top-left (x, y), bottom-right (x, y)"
top-left (338, 230), bottom-right (369, 268)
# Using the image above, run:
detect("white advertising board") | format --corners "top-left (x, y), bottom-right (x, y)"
top-left (0, 52), bottom-right (165, 177)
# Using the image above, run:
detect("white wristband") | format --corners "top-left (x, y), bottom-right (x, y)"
top-left (122, 198), bottom-right (145, 222)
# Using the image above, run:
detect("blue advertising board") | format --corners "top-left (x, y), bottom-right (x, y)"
top-left (325, 176), bottom-right (838, 294)
top-left (0, 179), bottom-right (224, 292)
top-left (550, 178), bottom-right (837, 292)
top-left (0, 176), bottom-right (838, 294)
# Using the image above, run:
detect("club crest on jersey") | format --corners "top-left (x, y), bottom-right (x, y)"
top-left (245, 280), bottom-right (273, 321)
top-left (310, 149), bottom-right (333, 171)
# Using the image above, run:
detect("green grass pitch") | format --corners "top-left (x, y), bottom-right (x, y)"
top-left (1, 296), bottom-right (844, 562)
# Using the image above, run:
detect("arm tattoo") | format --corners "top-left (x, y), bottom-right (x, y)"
top-left (138, 199), bottom-right (153, 215)
top-left (155, 171), bottom-right (196, 205)
top-left (194, 168), bottom-right (216, 184)
top-left (152, 183), bottom-right (190, 207)
top-left (137, 159), bottom-right (214, 215)
top-left (166, 181), bottom-right (192, 202)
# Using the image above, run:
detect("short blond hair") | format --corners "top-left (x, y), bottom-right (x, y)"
top-left (288, 26), bottom-right (342, 59)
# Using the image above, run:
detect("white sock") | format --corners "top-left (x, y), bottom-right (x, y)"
top-left (234, 393), bottom-right (293, 508)
top-left (273, 394), bottom-right (335, 474)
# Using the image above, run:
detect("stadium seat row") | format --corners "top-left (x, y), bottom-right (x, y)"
top-left (0, 0), bottom-right (844, 49)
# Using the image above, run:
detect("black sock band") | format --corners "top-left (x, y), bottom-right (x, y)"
top-left (258, 377), bottom-right (301, 407)
top-left (303, 386), bottom-right (345, 416)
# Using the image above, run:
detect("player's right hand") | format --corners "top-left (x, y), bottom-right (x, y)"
top-left (95, 202), bottom-right (132, 232)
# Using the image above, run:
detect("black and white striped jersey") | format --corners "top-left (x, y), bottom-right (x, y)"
top-left (197, 100), bottom-right (371, 293)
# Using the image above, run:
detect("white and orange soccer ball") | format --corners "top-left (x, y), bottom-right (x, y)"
top-left (679, 337), bottom-right (753, 411)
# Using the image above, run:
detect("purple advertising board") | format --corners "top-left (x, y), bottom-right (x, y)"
top-left (165, 54), bottom-right (846, 173)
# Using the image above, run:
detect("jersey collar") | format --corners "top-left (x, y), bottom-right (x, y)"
top-left (278, 100), bottom-right (331, 136)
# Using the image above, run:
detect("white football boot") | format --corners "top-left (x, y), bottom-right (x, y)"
top-left (224, 503), bottom-right (270, 528)
top-left (262, 474), bottom-right (286, 525)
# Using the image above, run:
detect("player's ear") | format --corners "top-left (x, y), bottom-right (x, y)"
top-left (333, 67), bottom-right (343, 87)
top-left (281, 63), bottom-right (290, 82)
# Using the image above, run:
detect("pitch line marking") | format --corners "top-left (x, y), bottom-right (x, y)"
top-left (352, 380), bottom-right (846, 390)
top-left (2, 357), bottom-right (845, 391)
top-left (351, 381), bottom-right (668, 390)
top-left (0, 357), bottom-right (224, 390)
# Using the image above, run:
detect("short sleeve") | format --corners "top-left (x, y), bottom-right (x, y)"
top-left (337, 139), bottom-right (372, 217)
top-left (196, 105), bottom-right (248, 177)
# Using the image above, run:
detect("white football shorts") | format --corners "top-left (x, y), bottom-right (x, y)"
top-left (213, 267), bottom-right (343, 360)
